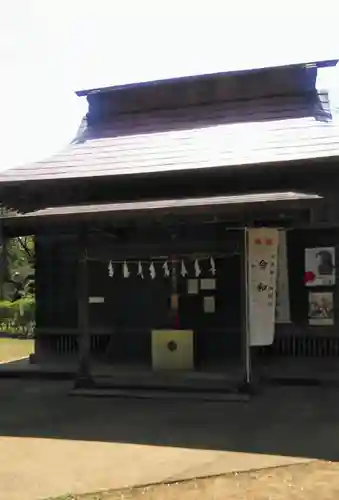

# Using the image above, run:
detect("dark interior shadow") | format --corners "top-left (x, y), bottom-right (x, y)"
top-left (1, 378), bottom-right (339, 462)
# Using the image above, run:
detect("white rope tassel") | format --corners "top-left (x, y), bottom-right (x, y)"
top-left (149, 262), bottom-right (156, 279)
top-left (137, 261), bottom-right (144, 279)
top-left (108, 260), bottom-right (114, 278)
top-left (180, 260), bottom-right (188, 277)
top-left (163, 260), bottom-right (170, 277)
top-left (123, 261), bottom-right (130, 278)
top-left (194, 259), bottom-right (201, 277)
top-left (210, 257), bottom-right (216, 276)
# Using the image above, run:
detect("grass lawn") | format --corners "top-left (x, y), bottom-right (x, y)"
top-left (49, 461), bottom-right (339, 500)
top-left (0, 337), bottom-right (33, 363)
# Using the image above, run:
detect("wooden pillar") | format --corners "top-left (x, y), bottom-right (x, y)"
top-left (169, 256), bottom-right (180, 328)
top-left (0, 221), bottom-right (9, 301)
top-left (239, 227), bottom-right (253, 393)
top-left (74, 230), bottom-right (94, 388)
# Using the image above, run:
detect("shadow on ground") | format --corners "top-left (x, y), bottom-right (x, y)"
top-left (1, 378), bottom-right (339, 461)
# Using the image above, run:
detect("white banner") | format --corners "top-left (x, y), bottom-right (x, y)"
top-left (247, 228), bottom-right (279, 346)
top-left (275, 230), bottom-right (291, 324)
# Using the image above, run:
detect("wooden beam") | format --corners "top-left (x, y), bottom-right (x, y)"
top-left (239, 228), bottom-right (253, 394)
top-left (74, 230), bottom-right (94, 388)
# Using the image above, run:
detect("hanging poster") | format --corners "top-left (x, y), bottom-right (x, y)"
top-left (275, 230), bottom-right (291, 323)
top-left (305, 247), bottom-right (335, 287)
top-left (308, 291), bottom-right (334, 325)
top-left (247, 228), bottom-right (279, 346)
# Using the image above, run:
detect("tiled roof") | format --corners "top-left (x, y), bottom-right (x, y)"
top-left (0, 94), bottom-right (338, 184)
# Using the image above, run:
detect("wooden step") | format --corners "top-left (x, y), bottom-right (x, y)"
top-left (70, 387), bottom-right (250, 402)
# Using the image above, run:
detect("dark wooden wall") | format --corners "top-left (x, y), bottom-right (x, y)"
top-left (86, 224), bottom-right (243, 366)
top-left (35, 224), bottom-right (244, 365)
top-left (34, 223), bottom-right (339, 364)
top-left (35, 235), bottom-right (79, 330)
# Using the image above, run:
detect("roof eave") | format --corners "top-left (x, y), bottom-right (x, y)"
top-left (1, 191), bottom-right (322, 237)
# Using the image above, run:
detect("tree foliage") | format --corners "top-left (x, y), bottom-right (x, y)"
top-left (7, 237), bottom-right (34, 277)
top-left (0, 209), bottom-right (35, 333)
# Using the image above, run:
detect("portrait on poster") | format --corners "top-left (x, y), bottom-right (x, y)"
top-left (308, 291), bottom-right (334, 325)
top-left (304, 247), bottom-right (335, 287)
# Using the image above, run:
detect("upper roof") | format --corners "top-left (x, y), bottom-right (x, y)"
top-left (0, 93), bottom-right (337, 184)
top-left (0, 60), bottom-right (338, 209)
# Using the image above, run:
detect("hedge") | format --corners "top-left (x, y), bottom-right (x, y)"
top-left (0, 296), bottom-right (35, 335)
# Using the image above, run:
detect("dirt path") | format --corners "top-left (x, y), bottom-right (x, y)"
top-left (57, 461), bottom-right (339, 500)
top-left (0, 338), bottom-right (33, 363)
top-left (2, 380), bottom-right (339, 500)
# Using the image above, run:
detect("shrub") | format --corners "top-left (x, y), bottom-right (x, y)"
top-left (0, 301), bottom-right (15, 330)
top-left (0, 296), bottom-right (35, 336)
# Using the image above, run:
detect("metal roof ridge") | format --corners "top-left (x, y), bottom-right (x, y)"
top-left (75, 59), bottom-right (338, 97)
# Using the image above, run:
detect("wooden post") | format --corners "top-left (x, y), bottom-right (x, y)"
top-left (239, 227), bottom-right (253, 393)
top-left (170, 256), bottom-right (180, 328)
top-left (74, 230), bottom-right (94, 388)
top-left (0, 220), bottom-right (9, 301)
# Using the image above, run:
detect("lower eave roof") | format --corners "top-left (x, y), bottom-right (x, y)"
top-left (21, 191), bottom-right (322, 218)
top-left (1, 192), bottom-right (321, 237)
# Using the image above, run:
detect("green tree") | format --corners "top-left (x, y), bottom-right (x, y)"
top-left (0, 206), bottom-right (35, 300)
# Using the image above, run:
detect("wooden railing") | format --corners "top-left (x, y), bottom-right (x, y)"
top-left (259, 335), bottom-right (339, 358)
top-left (37, 334), bottom-right (111, 358)
top-left (36, 333), bottom-right (339, 360)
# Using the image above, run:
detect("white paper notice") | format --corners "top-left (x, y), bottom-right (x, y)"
top-left (203, 296), bottom-right (215, 313)
top-left (247, 228), bottom-right (279, 346)
top-left (201, 278), bottom-right (216, 290)
top-left (187, 279), bottom-right (199, 295)
top-left (88, 296), bottom-right (105, 304)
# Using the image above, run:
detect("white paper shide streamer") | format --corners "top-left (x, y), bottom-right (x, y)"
top-left (149, 262), bottom-right (156, 279)
top-left (194, 259), bottom-right (201, 277)
top-left (180, 260), bottom-right (188, 277)
top-left (123, 261), bottom-right (130, 278)
top-left (163, 260), bottom-right (170, 277)
top-left (210, 257), bottom-right (216, 276)
top-left (137, 261), bottom-right (144, 279)
top-left (108, 260), bottom-right (114, 278)
top-left (108, 257), bottom-right (221, 279)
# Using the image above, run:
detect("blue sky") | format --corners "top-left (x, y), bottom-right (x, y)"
top-left (1, 0), bottom-right (338, 171)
